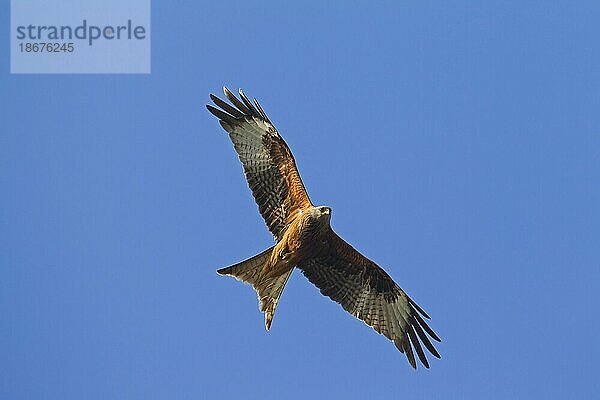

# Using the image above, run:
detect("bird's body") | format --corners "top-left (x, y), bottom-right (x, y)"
top-left (265, 206), bottom-right (330, 278)
top-left (207, 87), bottom-right (441, 369)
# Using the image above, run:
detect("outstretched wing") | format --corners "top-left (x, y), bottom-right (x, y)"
top-left (207, 87), bottom-right (312, 240)
top-left (298, 231), bottom-right (441, 369)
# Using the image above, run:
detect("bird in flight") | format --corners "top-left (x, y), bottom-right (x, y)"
top-left (207, 87), bottom-right (441, 369)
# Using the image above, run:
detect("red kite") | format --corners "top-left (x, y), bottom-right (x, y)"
top-left (207, 87), bottom-right (441, 368)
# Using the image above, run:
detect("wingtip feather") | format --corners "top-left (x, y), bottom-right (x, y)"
top-left (223, 87), bottom-right (251, 114)
top-left (408, 325), bottom-right (430, 368)
top-left (409, 297), bottom-right (431, 319)
top-left (206, 104), bottom-right (237, 124)
top-left (238, 89), bottom-right (261, 118)
top-left (413, 312), bottom-right (441, 343)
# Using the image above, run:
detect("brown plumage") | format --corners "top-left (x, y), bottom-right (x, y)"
top-left (207, 87), bottom-right (441, 369)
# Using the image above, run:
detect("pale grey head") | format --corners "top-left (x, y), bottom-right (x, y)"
top-left (305, 205), bottom-right (332, 231)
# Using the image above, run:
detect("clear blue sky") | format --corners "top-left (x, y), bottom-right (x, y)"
top-left (2, 2), bottom-right (599, 399)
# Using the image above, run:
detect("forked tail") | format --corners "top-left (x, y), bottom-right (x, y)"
top-left (217, 246), bottom-right (293, 330)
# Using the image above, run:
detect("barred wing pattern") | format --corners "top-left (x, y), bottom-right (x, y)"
top-left (298, 231), bottom-right (441, 369)
top-left (207, 87), bottom-right (312, 240)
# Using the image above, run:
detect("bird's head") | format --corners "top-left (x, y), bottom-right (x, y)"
top-left (316, 205), bottom-right (332, 223)
top-left (318, 206), bottom-right (331, 216)
top-left (306, 206), bottom-right (332, 231)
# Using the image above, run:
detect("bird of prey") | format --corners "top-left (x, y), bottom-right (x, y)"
top-left (207, 87), bottom-right (441, 369)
